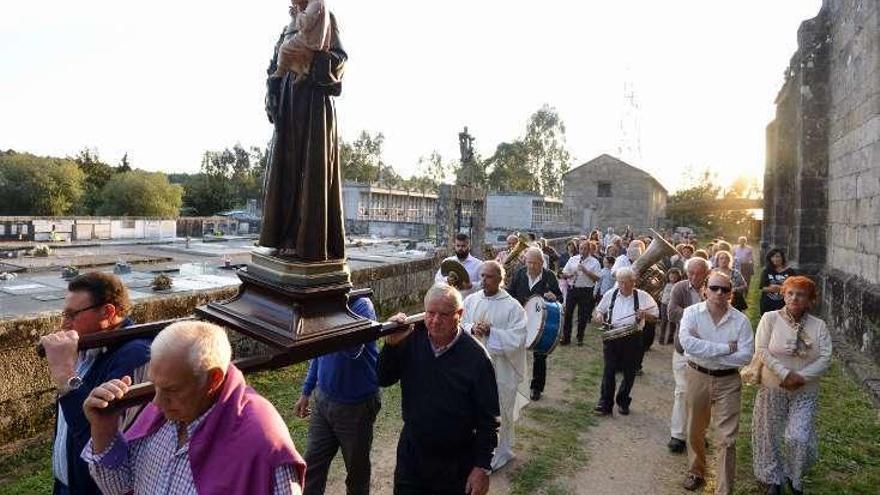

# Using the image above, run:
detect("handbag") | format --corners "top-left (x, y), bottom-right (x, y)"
top-left (740, 351), bottom-right (762, 386)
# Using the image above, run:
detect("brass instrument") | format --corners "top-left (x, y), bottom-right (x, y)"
top-left (503, 233), bottom-right (531, 272)
top-left (631, 229), bottom-right (677, 301)
top-left (440, 258), bottom-right (470, 290)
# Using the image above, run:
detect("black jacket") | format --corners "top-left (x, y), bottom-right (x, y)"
top-left (507, 267), bottom-right (563, 306)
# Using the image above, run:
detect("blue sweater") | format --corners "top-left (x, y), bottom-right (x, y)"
top-left (301, 297), bottom-right (379, 404)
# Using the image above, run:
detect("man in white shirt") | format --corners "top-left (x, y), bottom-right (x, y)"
top-left (678, 271), bottom-right (754, 494)
top-left (611, 239), bottom-right (645, 275)
top-left (591, 267), bottom-right (658, 416)
top-left (435, 233), bottom-right (483, 297)
top-left (560, 240), bottom-right (601, 346)
top-left (461, 261), bottom-right (529, 472)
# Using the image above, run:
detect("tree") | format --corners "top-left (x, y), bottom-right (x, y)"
top-left (483, 105), bottom-right (572, 196)
top-left (340, 131), bottom-right (386, 183)
top-left (0, 152), bottom-right (85, 215)
top-left (523, 105), bottom-right (571, 196)
top-left (73, 148), bottom-right (116, 214)
top-left (666, 168), bottom-right (758, 237)
top-left (97, 170), bottom-right (183, 217)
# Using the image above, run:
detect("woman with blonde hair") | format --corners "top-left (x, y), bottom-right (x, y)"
top-left (750, 276), bottom-right (831, 495)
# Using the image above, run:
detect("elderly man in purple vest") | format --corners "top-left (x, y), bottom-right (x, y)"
top-left (81, 321), bottom-right (305, 494)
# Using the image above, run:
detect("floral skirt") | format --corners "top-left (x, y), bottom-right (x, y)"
top-left (751, 386), bottom-right (819, 490)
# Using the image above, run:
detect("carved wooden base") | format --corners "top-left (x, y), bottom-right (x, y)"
top-left (195, 264), bottom-right (378, 363)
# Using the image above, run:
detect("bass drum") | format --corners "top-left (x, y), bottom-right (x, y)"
top-left (524, 295), bottom-right (563, 354)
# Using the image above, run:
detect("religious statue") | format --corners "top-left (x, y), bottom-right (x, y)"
top-left (260, 1), bottom-right (347, 263)
top-left (459, 126), bottom-right (475, 164)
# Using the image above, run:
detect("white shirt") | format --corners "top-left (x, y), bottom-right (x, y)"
top-left (610, 254), bottom-right (633, 275)
top-left (595, 288), bottom-right (659, 329)
top-left (527, 271), bottom-right (543, 291)
top-left (679, 302), bottom-right (754, 370)
top-left (562, 255), bottom-right (601, 288)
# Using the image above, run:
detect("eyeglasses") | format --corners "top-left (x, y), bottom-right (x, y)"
top-left (61, 303), bottom-right (102, 320)
top-left (707, 285), bottom-right (732, 294)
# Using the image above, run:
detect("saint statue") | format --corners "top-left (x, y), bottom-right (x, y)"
top-left (259, 2), bottom-right (347, 263)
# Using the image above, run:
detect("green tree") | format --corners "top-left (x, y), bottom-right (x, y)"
top-left (97, 170), bottom-right (183, 217)
top-left (484, 105), bottom-right (572, 195)
top-left (523, 105), bottom-right (571, 196)
top-left (73, 148), bottom-right (116, 214)
top-left (667, 168), bottom-right (757, 237)
top-left (340, 131), bottom-right (385, 183)
top-left (0, 152), bottom-right (85, 215)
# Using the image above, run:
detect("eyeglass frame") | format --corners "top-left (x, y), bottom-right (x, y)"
top-left (706, 285), bottom-right (732, 294)
top-left (61, 302), bottom-right (103, 320)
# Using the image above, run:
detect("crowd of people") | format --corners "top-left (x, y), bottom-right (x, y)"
top-left (38, 226), bottom-right (827, 495)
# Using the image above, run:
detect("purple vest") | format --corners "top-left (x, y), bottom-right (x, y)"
top-left (126, 364), bottom-right (305, 494)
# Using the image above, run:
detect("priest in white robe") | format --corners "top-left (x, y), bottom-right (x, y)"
top-left (461, 260), bottom-right (529, 471)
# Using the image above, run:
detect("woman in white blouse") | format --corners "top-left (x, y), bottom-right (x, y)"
top-left (751, 276), bottom-right (832, 495)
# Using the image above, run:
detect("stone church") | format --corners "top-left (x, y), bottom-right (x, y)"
top-left (763, 0), bottom-right (879, 377)
top-left (562, 154), bottom-right (667, 232)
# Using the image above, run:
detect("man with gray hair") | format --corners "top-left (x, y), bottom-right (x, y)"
top-left (666, 256), bottom-right (711, 454)
top-left (81, 321), bottom-right (305, 494)
top-left (382, 284), bottom-right (500, 494)
top-left (507, 247), bottom-right (562, 401)
top-left (592, 267), bottom-right (658, 416)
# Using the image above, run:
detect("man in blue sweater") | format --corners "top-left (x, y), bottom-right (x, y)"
top-left (294, 295), bottom-right (381, 495)
top-left (40, 272), bottom-right (151, 495)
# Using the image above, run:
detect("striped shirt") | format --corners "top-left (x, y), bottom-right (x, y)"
top-left (82, 404), bottom-right (299, 494)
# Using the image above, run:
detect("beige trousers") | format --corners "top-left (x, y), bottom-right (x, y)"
top-left (685, 367), bottom-right (742, 495)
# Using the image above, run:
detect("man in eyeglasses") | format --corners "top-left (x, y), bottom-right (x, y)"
top-left (39, 272), bottom-right (150, 495)
top-left (678, 271), bottom-right (754, 494)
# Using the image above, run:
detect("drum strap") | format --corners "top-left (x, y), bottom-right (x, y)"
top-left (606, 289), bottom-right (639, 326)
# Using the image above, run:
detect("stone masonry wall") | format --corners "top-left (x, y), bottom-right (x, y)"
top-left (764, 0), bottom-right (880, 371)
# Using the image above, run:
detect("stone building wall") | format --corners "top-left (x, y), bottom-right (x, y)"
top-left (562, 154), bottom-right (667, 232)
top-left (0, 255), bottom-right (443, 446)
top-left (764, 0), bottom-right (880, 368)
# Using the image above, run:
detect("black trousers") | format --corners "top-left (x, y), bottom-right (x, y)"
top-left (598, 333), bottom-right (642, 410)
top-left (393, 428), bottom-right (472, 495)
top-left (562, 287), bottom-right (595, 343)
top-left (304, 390), bottom-right (381, 495)
top-left (530, 352), bottom-right (547, 393)
top-left (636, 322), bottom-right (656, 371)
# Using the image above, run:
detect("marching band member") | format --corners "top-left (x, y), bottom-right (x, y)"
top-left (560, 240), bottom-right (601, 346)
top-left (461, 261), bottom-right (529, 472)
top-left (435, 233), bottom-right (483, 297)
top-left (592, 267), bottom-right (658, 416)
top-left (507, 248), bottom-right (562, 401)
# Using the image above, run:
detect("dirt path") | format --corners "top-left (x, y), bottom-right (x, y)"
top-left (324, 341), bottom-right (693, 494)
top-left (564, 343), bottom-right (690, 494)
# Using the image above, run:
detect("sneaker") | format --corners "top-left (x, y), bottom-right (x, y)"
top-left (530, 390), bottom-right (542, 401)
top-left (683, 473), bottom-right (705, 491)
top-left (667, 437), bottom-right (686, 454)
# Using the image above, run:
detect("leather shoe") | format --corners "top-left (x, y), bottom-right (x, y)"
top-left (577, 340), bottom-right (584, 347)
top-left (765, 484), bottom-right (782, 495)
top-left (560, 339), bottom-right (571, 346)
top-left (530, 390), bottom-right (541, 401)
top-left (593, 405), bottom-right (612, 416)
top-left (683, 473), bottom-right (704, 491)
top-left (667, 437), bottom-right (686, 454)
top-left (618, 405), bottom-right (630, 415)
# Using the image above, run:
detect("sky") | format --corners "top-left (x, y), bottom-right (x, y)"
top-left (0, 1), bottom-right (822, 193)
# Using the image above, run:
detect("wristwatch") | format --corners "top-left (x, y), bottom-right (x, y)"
top-left (67, 375), bottom-right (83, 390)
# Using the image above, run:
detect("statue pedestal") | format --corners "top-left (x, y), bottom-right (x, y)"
top-left (195, 253), bottom-right (375, 358)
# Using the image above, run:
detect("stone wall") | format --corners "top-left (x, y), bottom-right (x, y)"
top-left (562, 154), bottom-right (667, 232)
top-left (764, 0), bottom-right (880, 369)
top-left (0, 255), bottom-right (442, 446)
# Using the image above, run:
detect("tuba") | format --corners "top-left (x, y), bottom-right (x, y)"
top-left (503, 233), bottom-right (531, 273)
top-left (631, 229), bottom-right (677, 301)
